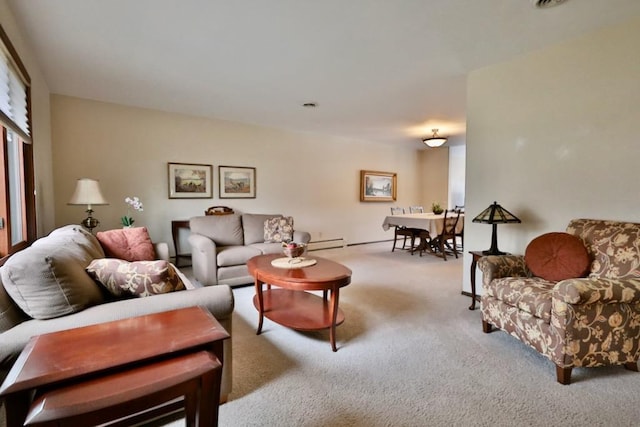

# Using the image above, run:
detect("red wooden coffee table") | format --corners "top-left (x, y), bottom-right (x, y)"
top-left (247, 254), bottom-right (352, 352)
top-left (0, 306), bottom-right (229, 427)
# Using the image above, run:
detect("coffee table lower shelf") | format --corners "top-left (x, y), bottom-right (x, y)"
top-left (252, 289), bottom-right (345, 331)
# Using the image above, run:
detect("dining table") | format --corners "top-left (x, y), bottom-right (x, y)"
top-left (382, 212), bottom-right (464, 237)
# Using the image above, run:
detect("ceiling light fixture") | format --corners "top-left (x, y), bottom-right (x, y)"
top-left (422, 129), bottom-right (447, 147)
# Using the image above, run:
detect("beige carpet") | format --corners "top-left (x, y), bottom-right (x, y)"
top-left (185, 243), bottom-right (638, 426)
top-left (3, 243), bottom-right (639, 426)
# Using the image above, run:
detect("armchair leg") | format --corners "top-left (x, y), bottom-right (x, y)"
top-left (482, 320), bottom-right (493, 333)
top-left (556, 365), bottom-right (572, 385)
top-left (624, 361), bottom-right (639, 372)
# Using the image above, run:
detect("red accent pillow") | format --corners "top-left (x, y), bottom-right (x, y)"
top-left (524, 232), bottom-right (590, 282)
top-left (96, 227), bottom-right (156, 261)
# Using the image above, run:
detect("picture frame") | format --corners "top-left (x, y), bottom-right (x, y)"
top-left (360, 170), bottom-right (397, 202)
top-left (219, 166), bottom-right (256, 199)
top-left (168, 162), bottom-right (213, 199)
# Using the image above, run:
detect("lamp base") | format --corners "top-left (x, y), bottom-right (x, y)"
top-left (80, 208), bottom-right (99, 233)
top-left (482, 249), bottom-right (507, 256)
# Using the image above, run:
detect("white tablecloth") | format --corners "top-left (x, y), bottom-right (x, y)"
top-left (382, 212), bottom-right (464, 236)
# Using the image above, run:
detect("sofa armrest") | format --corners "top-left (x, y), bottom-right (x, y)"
top-left (294, 230), bottom-right (311, 244)
top-left (188, 233), bottom-right (219, 286)
top-left (553, 277), bottom-right (640, 305)
top-left (478, 255), bottom-right (530, 287)
top-left (154, 242), bottom-right (170, 261)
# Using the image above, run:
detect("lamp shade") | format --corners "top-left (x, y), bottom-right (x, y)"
top-left (472, 201), bottom-right (521, 225)
top-left (68, 178), bottom-right (108, 207)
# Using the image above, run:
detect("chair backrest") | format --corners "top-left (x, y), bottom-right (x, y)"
top-left (409, 206), bottom-right (424, 214)
top-left (390, 207), bottom-right (404, 215)
top-left (454, 205), bottom-right (465, 213)
top-left (441, 209), bottom-right (461, 237)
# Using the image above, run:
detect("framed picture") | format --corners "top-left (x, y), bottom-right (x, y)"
top-left (219, 166), bottom-right (256, 199)
top-left (168, 162), bottom-right (213, 199)
top-left (360, 170), bottom-right (397, 202)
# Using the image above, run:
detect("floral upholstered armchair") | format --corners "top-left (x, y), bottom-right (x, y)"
top-left (478, 219), bottom-right (640, 384)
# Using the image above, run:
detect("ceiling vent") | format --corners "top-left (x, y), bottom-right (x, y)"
top-left (532, 0), bottom-right (568, 8)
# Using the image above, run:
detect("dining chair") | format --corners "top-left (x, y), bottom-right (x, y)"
top-left (409, 206), bottom-right (424, 213)
top-left (454, 205), bottom-right (465, 250)
top-left (391, 206), bottom-right (417, 254)
top-left (422, 209), bottom-right (461, 261)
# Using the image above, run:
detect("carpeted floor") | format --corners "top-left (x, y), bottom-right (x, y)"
top-left (3, 243), bottom-right (638, 426)
top-left (176, 242), bottom-right (639, 426)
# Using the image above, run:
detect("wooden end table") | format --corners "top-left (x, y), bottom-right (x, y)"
top-left (0, 306), bottom-right (229, 427)
top-left (247, 254), bottom-right (352, 352)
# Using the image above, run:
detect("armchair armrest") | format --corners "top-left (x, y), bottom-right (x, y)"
top-left (477, 255), bottom-right (530, 287)
top-left (188, 233), bottom-right (219, 286)
top-left (154, 242), bottom-right (170, 261)
top-left (553, 277), bottom-right (640, 305)
top-left (294, 230), bottom-right (311, 244)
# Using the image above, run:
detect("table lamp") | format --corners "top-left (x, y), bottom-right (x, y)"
top-left (68, 178), bottom-right (108, 233)
top-left (472, 201), bottom-right (521, 255)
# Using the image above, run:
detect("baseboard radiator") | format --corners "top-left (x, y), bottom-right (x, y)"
top-left (307, 238), bottom-right (346, 251)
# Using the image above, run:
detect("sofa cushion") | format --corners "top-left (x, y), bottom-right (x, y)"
top-left (264, 216), bottom-right (294, 243)
top-left (0, 276), bottom-right (28, 333)
top-left (250, 242), bottom-right (286, 255)
top-left (96, 227), bottom-right (156, 261)
top-left (86, 259), bottom-right (185, 297)
top-left (0, 226), bottom-right (105, 319)
top-left (242, 214), bottom-right (282, 245)
top-left (190, 214), bottom-right (244, 246)
top-left (567, 218), bottom-right (640, 279)
top-left (525, 232), bottom-right (590, 282)
top-left (485, 276), bottom-right (556, 323)
top-left (217, 246), bottom-right (262, 267)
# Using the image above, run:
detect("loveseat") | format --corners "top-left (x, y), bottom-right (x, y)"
top-left (0, 225), bottom-right (234, 400)
top-left (189, 213), bottom-right (311, 286)
top-left (479, 218), bottom-right (640, 384)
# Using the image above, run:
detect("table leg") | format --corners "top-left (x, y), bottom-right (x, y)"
top-left (329, 288), bottom-right (340, 352)
top-left (5, 393), bottom-right (29, 427)
top-left (255, 279), bottom-right (264, 334)
top-left (469, 256), bottom-right (478, 310)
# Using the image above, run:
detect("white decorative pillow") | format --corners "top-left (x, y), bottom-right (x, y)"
top-left (264, 216), bottom-right (294, 243)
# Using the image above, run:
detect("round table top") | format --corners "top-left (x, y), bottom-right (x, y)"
top-left (247, 253), bottom-right (352, 291)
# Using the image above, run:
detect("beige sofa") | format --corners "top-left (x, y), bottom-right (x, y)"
top-left (479, 218), bottom-right (640, 384)
top-left (0, 225), bottom-right (234, 400)
top-left (189, 213), bottom-right (311, 286)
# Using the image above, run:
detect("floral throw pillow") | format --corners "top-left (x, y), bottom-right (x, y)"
top-left (86, 259), bottom-right (185, 298)
top-left (264, 216), bottom-right (294, 243)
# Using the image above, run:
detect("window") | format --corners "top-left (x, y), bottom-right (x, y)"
top-left (0, 23), bottom-right (35, 260)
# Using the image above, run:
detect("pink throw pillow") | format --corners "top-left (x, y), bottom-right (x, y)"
top-left (96, 227), bottom-right (156, 261)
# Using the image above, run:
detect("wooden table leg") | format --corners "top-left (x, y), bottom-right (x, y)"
top-left (5, 393), bottom-right (29, 427)
top-left (329, 288), bottom-right (340, 352)
top-left (255, 279), bottom-right (264, 335)
top-left (469, 252), bottom-right (480, 310)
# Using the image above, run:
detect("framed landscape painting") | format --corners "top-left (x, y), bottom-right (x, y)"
top-left (360, 170), bottom-right (397, 202)
top-left (168, 162), bottom-right (213, 199)
top-left (219, 166), bottom-right (256, 199)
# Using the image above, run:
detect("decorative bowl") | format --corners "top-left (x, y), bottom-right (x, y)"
top-left (282, 244), bottom-right (305, 258)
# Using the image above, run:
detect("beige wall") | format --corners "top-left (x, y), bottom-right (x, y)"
top-left (0, 0), bottom-right (54, 235)
top-left (463, 16), bottom-right (640, 294)
top-left (419, 147), bottom-right (449, 212)
top-left (51, 96), bottom-right (422, 253)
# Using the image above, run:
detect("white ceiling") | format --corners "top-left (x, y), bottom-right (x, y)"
top-left (7, 0), bottom-right (640, 148)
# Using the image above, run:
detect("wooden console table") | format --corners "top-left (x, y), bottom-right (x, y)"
top-left (171, 219), bottom-right (191, 267)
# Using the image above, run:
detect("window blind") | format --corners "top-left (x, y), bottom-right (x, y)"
top-left (0, 48), bottom-right (30, 138)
